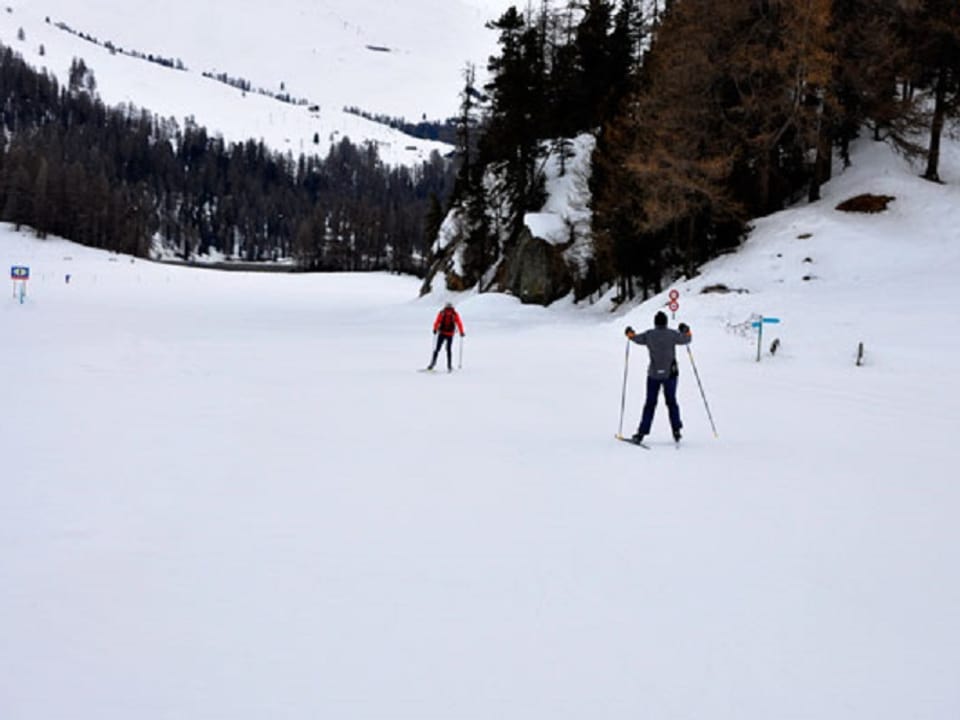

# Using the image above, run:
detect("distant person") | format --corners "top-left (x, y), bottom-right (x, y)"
top-left (625, 311), bottom-right (692, 444)
top-left (427, 302), bottom-right (465, 371)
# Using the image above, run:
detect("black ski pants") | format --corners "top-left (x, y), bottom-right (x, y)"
top-left (430, 333), bottom-right (454, 370)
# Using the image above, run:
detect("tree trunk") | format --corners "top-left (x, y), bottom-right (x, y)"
top-left (923, 64), bottom-right (947, 183)
top-left (808, 107), bottom-right (832, 202)
top-left (757, 150), bottom-right (771, 213)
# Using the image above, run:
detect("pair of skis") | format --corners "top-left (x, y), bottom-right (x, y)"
top-left (614, 434), bottom-right (680, 450)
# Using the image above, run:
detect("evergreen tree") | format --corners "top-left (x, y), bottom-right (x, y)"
top-left (899, 0), bottom-right (960, 182)
top-left (832, 0), bottom-right (901, 163)
top-left (481, 7), bottom-right (548, 218)
top-left (574, 0), bottom-right (616, 127)
top-left (32, 156), bottom-right (49, 238)
top-left (452, 63), bottom-right (480, 204)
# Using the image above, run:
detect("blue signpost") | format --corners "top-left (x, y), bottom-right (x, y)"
top-left (751, 315), bottom-right (781, 361)
top-left (11, 266), bottom-right (29, 304)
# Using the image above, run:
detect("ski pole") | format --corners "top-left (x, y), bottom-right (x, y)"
top-left (458, 334), bottom-right (464, 370)
top-left (617, 338), bottom-right (631, 437)
top-left (686, 345), bottom-right (718, 438)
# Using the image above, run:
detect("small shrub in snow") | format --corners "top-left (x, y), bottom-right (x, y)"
top-left (701, 283), bottom-right (748, 294)
top-left (835, 194), bottom-right (895, 213)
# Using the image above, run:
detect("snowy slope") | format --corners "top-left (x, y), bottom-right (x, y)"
top-left (0, 0), bottom-right (517, 163)
top-left (2, 136), bottom-right (960, 719)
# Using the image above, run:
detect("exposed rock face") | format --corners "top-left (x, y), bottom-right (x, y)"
top-left (498, 227), bottom-right (572, 305)
top-left (420, 228), bottom-right (574, 305)
top-left (419, 134), bottom-right (597, 305)
top-left (419, 246), bottom-right (462, 297)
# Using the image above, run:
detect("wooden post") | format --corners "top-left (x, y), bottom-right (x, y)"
top-left (756, 316), bottom-right (764, 362)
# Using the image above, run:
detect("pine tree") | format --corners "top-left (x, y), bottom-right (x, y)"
top-left (32, 157), bottom-right (49, 238)
top-left (574, 0), bottom-right (616, 127)
top-left (900, 0), bottom-right (960, 182)
top-left (452, 63), bottom-right (480, 204)
top-left (481, 7), bottom-right (547, 217)
top-left (832, 0), bottom-right (901, 163)
top-left (544, 8), bottom-right (581, 138)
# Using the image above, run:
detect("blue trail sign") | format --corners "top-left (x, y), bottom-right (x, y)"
top-left (11, 265), bottom-right (29, 303)
top-left (752, 316), bottom-right (781, 361)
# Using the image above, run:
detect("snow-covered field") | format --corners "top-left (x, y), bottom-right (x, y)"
top-left (2, 137), bottom-right (960, 719)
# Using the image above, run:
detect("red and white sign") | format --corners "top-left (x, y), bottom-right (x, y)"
top-left (668, 289), bottom-right (679, 313)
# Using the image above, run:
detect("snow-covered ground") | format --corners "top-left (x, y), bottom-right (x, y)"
top-left (0, 0), bottom-right (517, 163)
top-left (2, 136), bottom-right (960, 719)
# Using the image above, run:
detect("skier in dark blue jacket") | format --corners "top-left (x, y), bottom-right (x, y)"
top-left (625, 311), bottom-right (692, 444)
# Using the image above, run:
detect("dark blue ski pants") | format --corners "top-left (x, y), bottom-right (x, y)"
top-left (430, 334), bottom-right (454, 369)
top-left (638, 376), bottom-right (682, 434)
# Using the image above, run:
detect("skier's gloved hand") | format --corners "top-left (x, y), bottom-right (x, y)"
top-left (624, 326), bottom-right (635, 339)
top-left (433, 329), bottom-right (438, 335)
top-left (678, 322), bottom-right (691, 335)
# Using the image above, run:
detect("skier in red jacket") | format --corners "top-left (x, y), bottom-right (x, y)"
top-left (427, 303), bottom-right (465, 371)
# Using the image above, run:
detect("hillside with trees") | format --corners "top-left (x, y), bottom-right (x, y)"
top-left (425, 0), bottom-right (960, 305)
top-left (0, 47), bottom-right (454, 273)
top-left (2, 1), bottom-right (957, 290)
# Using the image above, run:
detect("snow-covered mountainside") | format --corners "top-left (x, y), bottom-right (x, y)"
top-left (0, 0), bottom-right (516, 163)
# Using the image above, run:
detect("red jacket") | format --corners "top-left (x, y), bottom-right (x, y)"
top-left (433, 307), bottom-right (464, 337)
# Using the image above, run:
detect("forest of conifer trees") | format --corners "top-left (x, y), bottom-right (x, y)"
top-left (0, 47), bottom-right (454, 274)
top-left (445, 0), bottom-right (959, 303)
